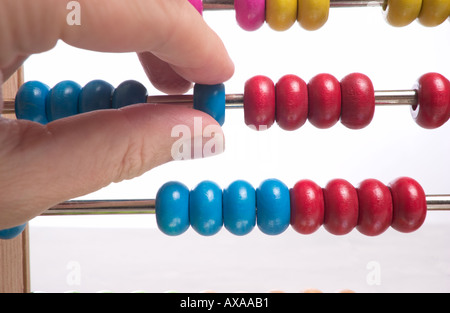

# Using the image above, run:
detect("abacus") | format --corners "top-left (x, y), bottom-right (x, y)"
top-left (1, 0), bottom-right (449, 293)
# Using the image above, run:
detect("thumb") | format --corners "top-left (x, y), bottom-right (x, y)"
top-left (0, 105), bottom-right (224, 229)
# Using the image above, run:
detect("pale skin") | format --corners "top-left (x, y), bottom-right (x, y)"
top-left (0, 0), bottom-right (235, 229)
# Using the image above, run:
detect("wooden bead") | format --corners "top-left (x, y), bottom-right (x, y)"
top-left (244, 75), bottom-right (276, 130)
top-left (389, 177), bottom-right (427, 233)
top-left (193, 83), bottom-right (226, 126)
top-left (15, 81), bottom-right (50, 124)
top-left (111, 80), bottom-right (148, 109)
top-left (385, 0), bottom-right (423, 27)
top-left (266, 0), bottom-right (298, 31)
top-left (356, 179), bottom-right (393, 236)
top-left (323, 179), bottom-right (359, 235)
top-left (418, 0), bottom-right (450, 27)
top-left (78, 80), bottom-right (114, 113)
top-left (290, 180), bottom-right (324, 235)
top-left (257, 179), bottom-right (291, 235)
top-left (340, 73), bottom-right (375, 129)
top-left (297, 0), bottom-right (330, 31)
top-left (276, 74), bottom-right (308, 131)
top-left (235, 0), bottom-right (266, 31)
top-left (223, 180), bottom-right (256, 236)
top-left (190, 181), bottom-right (223, 236)
top-left (155, 181), bottom-right (190, 236)
top-left (412, 73), bottom-right (450, 129)
top-left (46, 80), bottom-right (81, 122)
top-left (308, 74), bottom-right (341, 129)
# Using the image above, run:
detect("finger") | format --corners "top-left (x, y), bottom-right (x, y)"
top-left (0, 0), bottom-right (234, 84)
top-left (0, 105), bottom-right (224, 229)
top-left (138, 52), bottom-right (192, 95)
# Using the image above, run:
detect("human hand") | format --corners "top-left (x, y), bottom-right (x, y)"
top-left (0, 0), bottom-right (234, 229)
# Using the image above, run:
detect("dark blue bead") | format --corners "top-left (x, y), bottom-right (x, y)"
top-left (193, 83), bottom-right (226, 126)
top-left (223, 180), bottom-right (256, 236)
top-left (79, 80), bottom-right (114, 113)
top-left (46, 80), bottom-right (81, 121)
top-left (189, 181), bottom-right (223, 236)
top-left (256, 179), bottom-right (291, 235)
top-left (155, 181), bottom-right (190, 236)
top-left (15, 81), bottom-right (50, 124)
top-left (111, 80), bottom-right (148, 109)
top-left (0, 223), bottom-right (27, 240)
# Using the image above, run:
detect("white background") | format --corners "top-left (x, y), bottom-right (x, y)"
top-left (24, 7), bottom-right (450, 293)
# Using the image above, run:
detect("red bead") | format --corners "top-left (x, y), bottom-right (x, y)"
top-left (340, 73), bottom-right (375, 129)
top-left (276, 75), bottom-right (308, 131)
top-left (356, 179), bottom-right (393, 236)
top-left (290, 180), bottom-right (324, 235)
top-left (389, 177), bottom-right (427, 233)
top-left (323, 179), bottom-right (359, 235)
top-left (308, 74), bottom-right (341, 129)
top-left (412, 73), bottom-right (450, 129)
top-left (244, 75), bottom-right (276, 130)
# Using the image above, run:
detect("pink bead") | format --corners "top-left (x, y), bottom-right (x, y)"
top-left (235, 0), bottom-right (266, 31)
top-left (188, 0), bottom-right (203, 15)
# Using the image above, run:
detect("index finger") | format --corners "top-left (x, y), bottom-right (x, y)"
top-left (0, 0), bottom-right (234, 84)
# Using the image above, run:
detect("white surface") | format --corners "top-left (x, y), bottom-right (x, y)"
top-left (24, 8), bottom-right (450, 292)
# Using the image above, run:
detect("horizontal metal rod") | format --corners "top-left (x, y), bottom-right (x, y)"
top-left (1, 90), bottom-right (418, 115)
top-left (202, 0), bottom-right (386, 10)
top-left (42, 194), bottom-right (450, 216)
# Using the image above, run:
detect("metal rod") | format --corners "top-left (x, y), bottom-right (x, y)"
top-left (41, 194), bottom-right (450, 216)
top-left (202, 0), bottom-right (386, 9)
top-left (1, 89), bottom-right (419, 115)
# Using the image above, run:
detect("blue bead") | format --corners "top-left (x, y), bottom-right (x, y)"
top-left (155, 181), bottom-right (190, 236)
top-left (111, 80), bottom-right (148, 109)
top-left (256, 179), bottom-right (291, 235)
top-left (189, 181), bottom-right (223, 236)
top-left (0, 223), bottom-right (27, 240)
top-left (223, 180), bottom-right (256, 236)
top-left (193, 83), bottom-right (226, 126)
top-left (15, 81), bottom-right (50, 124)
top-left (46, 80), bottom-right (81, 122)
top-left (79, 80), bottom-right (114, 113)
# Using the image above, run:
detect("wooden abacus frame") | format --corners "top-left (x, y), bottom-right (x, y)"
top-left (0, 68), bottom-right (31, 293)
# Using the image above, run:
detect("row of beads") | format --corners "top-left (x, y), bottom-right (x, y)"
top-left (188, 0), bottom-right (450, 31)
top-left (15, 80), bottom-right (148, 125)
top-left (155, 177), bottom-right (427, 237)
top-left (244, 72), bottom-right (450, 130)
top-left (14, 80), bottom-right (226, 126)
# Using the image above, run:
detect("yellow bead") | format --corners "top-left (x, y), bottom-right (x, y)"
top-left (385, 0), bottom-right (423, 27)
top-left (297, 0), bottom-right (330, 31)
top-left (418, 0), bottom-right (450, 26)
top-left (266, 0), bottom-right (298, 31)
